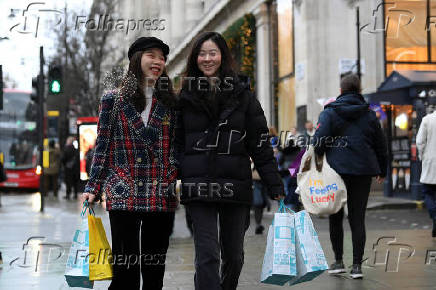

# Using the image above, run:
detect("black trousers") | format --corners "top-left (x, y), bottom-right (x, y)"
top-left (329, 175), bottom-right (372, 265)
top-left (187, 202), bottom-right (250, 290)
top-left (64, 171), bottom-right (78, 198)
top-left (108, 210), bottom-right (175, 290)
top-left (422, 184), bottom-right (436, 220)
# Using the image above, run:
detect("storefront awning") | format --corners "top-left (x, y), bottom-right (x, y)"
top-left (365, 70), bottom-right (436, 105)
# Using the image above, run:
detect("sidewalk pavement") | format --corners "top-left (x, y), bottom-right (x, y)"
top-left (366, 195), bottom-right (424, 210)
top-left (0, 190), bottom-right (435, 289)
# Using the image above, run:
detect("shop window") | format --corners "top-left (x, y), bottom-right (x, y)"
top-left (277, 0), bottom-right (294, 77)
top-left (276, 0), bottom-right (295, 131)
top-left (386, 63), bottom-right (436, 75)
top-left (296, 105), bottom-right (307, 133)
top-left (385, 0), bottom-right (436, 75)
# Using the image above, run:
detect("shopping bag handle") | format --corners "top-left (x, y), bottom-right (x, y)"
top-left (81, 200), bottom-right (95, 217)
top-left (301, 146), bottom-right (324, 173)
top-left (278, 199), bottom-right (295, 214)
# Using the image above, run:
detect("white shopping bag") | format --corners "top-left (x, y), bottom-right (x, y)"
top-left (297, 146), bottom-right (347, 215)
top-left (289, 210), bottom-right (328, 285)
top-left (65, 203), bottom-right (94, 289)
top-left (261, 203), bottom-right (297, 285)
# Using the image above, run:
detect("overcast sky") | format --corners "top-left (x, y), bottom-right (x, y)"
top-left (0, 0), bottom-right (91, 90)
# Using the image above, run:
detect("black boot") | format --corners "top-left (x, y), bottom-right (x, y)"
top-left (255, 225), bottom-right (265, 235)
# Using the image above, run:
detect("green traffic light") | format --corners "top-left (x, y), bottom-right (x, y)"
top-left (50, 80), bottom-right (61, 93)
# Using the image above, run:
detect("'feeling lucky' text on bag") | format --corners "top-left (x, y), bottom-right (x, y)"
top-left (308, 178), bottom-right (338, 204)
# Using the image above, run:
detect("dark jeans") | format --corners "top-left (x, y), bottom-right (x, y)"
top-left (187, 202), bottom-right (250, 290)
top-left (283, 175), bottom-right (300, 208)
top-left (329, 175), bottom-right (372, 265)
top-left (422, 184), bottom-right (436, 220)
top-left (108, 210), bottom-right (175, 290)
top-left (254, 206), bottom-right (263, 226)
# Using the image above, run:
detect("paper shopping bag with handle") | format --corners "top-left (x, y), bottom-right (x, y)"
top-left (288, 210), bottom-right (328, 286)
top-left (88, 212), bottom-right (113, 281)
top-left (65, 202), bottom-right (94, 288)
top-left (261, 200), bottom-right (297, 285)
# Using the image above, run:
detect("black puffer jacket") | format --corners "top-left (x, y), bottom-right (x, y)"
top-left (313, 93), bottom-right (388, 177)
top-left (176, 75), bottom-right (284, 205)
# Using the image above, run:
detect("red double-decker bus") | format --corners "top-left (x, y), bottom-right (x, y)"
top-left (0, 89), bottom-right (40, 190)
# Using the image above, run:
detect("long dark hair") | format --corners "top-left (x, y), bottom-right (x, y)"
top-left (123, 50), bottom-right (176, 112)
top-left (182, 31), bottom-right (236, 94)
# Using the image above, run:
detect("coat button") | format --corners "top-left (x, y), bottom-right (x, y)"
top-left (154, 158), bottom-right (159, 163)
top-left (137, 157), bottom-right (142, 163)
top-left (138, 181), bottom-right (143, 186)
top-left (153, 180), bottom-right (158, 186)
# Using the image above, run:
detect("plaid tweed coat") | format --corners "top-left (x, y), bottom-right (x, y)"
top-left (84, 91), bottom-right (178, 212)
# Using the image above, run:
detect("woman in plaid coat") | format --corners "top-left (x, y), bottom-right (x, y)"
top-left (83, 37), bottom-right (178, 290)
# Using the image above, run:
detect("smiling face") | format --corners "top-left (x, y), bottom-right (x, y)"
top-left (197, 39), bottom-right (222, 77)
top-left (140, 48), bottom-right (165, 86)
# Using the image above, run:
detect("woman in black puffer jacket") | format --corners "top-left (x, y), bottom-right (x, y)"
top-left (176, 31), bottom-right (284, 290)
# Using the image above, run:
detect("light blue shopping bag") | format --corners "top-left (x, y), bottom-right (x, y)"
top-left (261, 200), bottom-right (297, 285)
top-left (289, 210), bottom-right (328, 286)
top-left (65, 202), bottom-right (94, 289)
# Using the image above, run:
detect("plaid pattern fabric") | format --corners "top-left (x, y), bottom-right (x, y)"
top-left (85, 91), bottom-right (178, 212)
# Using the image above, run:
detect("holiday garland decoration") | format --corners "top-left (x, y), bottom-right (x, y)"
top-left (223, 14), bottom-right (256, 88)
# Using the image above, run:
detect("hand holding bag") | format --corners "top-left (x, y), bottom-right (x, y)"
top-left (261, 200), bottom-right (297, 285)
top-left (297, 145), bottom-right (347, 215)
top-left (88, 210), bottom-right (113, 281)
top-left (65, 202), bottom-right (94, 289)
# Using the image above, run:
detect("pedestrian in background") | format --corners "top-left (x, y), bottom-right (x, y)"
top-left (313, 73), bottom-right (387, 279)
top-left (85, 145), bottom-right (95, 177)
top-left (62, 137), bottom-right (79, 200)
top-left (44, 140), bottom-right (61, 198)
top-left (176, 31), bottom-right (284, 290)
top-left (279, 137), bottom-right (302, 211)
top-left (251, 160), bottom-right (270, 235)
top-left (303, 120), bottom-right (315, 146)
top-left (83, 37), bottom-right (178, 290)
top-left (416, 109), bottom-right (436, 237)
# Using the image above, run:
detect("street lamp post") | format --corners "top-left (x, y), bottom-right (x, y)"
top-left (356, 6), bottom-right (361, 80)
top-left (38, 47), bottom-right (45, 212)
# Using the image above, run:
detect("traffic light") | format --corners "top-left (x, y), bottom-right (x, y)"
top-left (31, 76), bottom-right (39, 102)
top-left (48, 65), bottom-right (62, 94)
